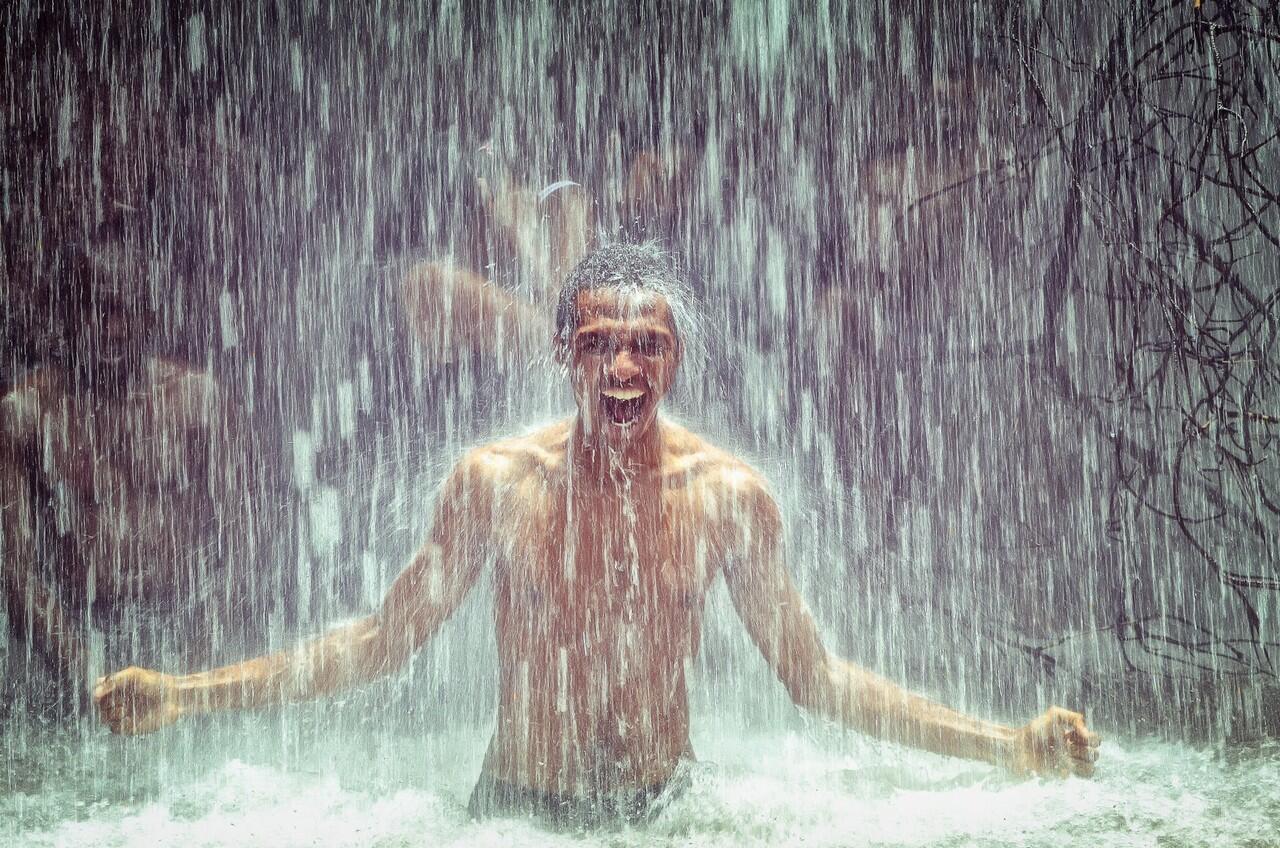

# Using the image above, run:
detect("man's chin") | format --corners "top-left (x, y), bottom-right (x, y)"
top-left (604, 419), bottom-right (647, 440)
top-left (581, 412), bottom-right (657, 447)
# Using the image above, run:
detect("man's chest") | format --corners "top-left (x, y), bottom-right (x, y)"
top-left (491, 484), bottom-right (719, 651)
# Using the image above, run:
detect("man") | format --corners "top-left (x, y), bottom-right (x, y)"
top-left (400, 140), bottom-right (592, 365)
top-left (95, 243), bottom-right (1100, 827)
top-left (812, 60), bottom-right (1119, 665)
top-left (1, 240), bottom-right (260, 708)
top-left (400, 135), bottom-right (696, 367)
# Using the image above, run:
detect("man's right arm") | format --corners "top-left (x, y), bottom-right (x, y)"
top-left (401, 178), bottom-right (592, 359)
top-left (94, 450), bottom-right (496, 735)
top-left (402, 261), bottom-right (548, 358)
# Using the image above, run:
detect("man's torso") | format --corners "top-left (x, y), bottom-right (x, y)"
top-left (6, 362), bottom-right (231, 605)
top-left (472, 420), bottom-right (741, 793)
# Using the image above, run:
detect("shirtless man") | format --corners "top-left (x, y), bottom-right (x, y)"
top-left (1, 241), bottom-right (253, 702)
top-left (94, 243), bottom-right (1100, 826)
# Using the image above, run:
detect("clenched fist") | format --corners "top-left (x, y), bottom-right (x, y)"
top-left (94, 666), bottom-right (183, 735)
top-left (1011, 706), bottom-right (1101, 778)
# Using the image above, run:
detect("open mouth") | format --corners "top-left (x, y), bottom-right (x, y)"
top-left (600, 386), bottom-right (647, 426)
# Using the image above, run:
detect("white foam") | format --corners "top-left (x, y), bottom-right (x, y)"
top-left (6, 725), bottom-right (1277, 848)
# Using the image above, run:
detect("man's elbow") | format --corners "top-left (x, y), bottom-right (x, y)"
top-left (353, 615), bottom-right (419, 680)
top-left (778, 658), bottom-right (845, 716)
top-left (402, 262), bottom-right (454, 344)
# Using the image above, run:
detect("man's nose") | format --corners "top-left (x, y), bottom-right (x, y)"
top-left (608, 349), bottom-right (641, 382)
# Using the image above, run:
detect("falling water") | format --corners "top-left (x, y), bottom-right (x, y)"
top-left (2, 2), bottom-right (1278, 846)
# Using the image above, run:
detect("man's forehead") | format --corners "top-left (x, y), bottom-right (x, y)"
top-left (575, 288), bottom-right (675, 332)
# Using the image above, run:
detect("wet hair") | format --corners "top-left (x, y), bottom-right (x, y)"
top-left (554, 242), bottom-right (694, 346)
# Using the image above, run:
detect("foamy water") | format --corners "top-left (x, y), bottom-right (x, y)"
top-left (4, 716), bottom-right (1277, 848)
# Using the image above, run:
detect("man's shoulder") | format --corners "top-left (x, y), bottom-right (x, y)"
top-left (660, 420), bottom-right (771, 499)
top-left (146, 359), bottom-right (228, 424)
top-left (0, 367), bottom-right (61, 444)
top-left (149, 358), bottom-right (219, 399)
top-left (452, 419), bottom-right (572, 484)
top-left (660, 422), bottom-right (782, 543)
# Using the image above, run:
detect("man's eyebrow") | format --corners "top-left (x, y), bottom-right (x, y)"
top-left (574, 321), bottom-right (619, 337)
top-left (638, 325), bottom-right (676, 343)
top-left (573, 328), bottom-right (608, 345)
top-left (575, 319), bottom-right (673, 338)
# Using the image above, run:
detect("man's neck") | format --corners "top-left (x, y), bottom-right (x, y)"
top-left (569, 416), bottom-right (665, 483)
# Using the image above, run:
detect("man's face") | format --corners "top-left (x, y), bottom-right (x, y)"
top-left (77, 282), bottom-right (154, 378)
top-left (565, 288), bottom-right (681, 447)
top-left (854, 71), bottom-right (1000, 316)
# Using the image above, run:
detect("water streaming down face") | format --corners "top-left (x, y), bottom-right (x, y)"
top-left (2, 1), bottom-right (1278, 845)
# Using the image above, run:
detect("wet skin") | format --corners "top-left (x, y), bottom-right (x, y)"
top-left (94, 288), bottom-right (1101, 796)
top-left (1, 294), bottom-right (244, 684)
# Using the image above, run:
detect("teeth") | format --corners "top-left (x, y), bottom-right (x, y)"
top-left (602, 388), bottom-right (645, 401)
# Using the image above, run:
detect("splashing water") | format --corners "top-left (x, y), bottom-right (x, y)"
top-left (4, 716), bottom-right (1279, 847)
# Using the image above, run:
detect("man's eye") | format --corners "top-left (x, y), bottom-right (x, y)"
top-left (636, 337), bottom-right (663, 356)
top-left (578, 335), bottom-right (606, 354)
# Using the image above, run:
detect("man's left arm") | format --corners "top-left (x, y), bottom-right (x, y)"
top-left (718, 472), bottom-right (1100, 777)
